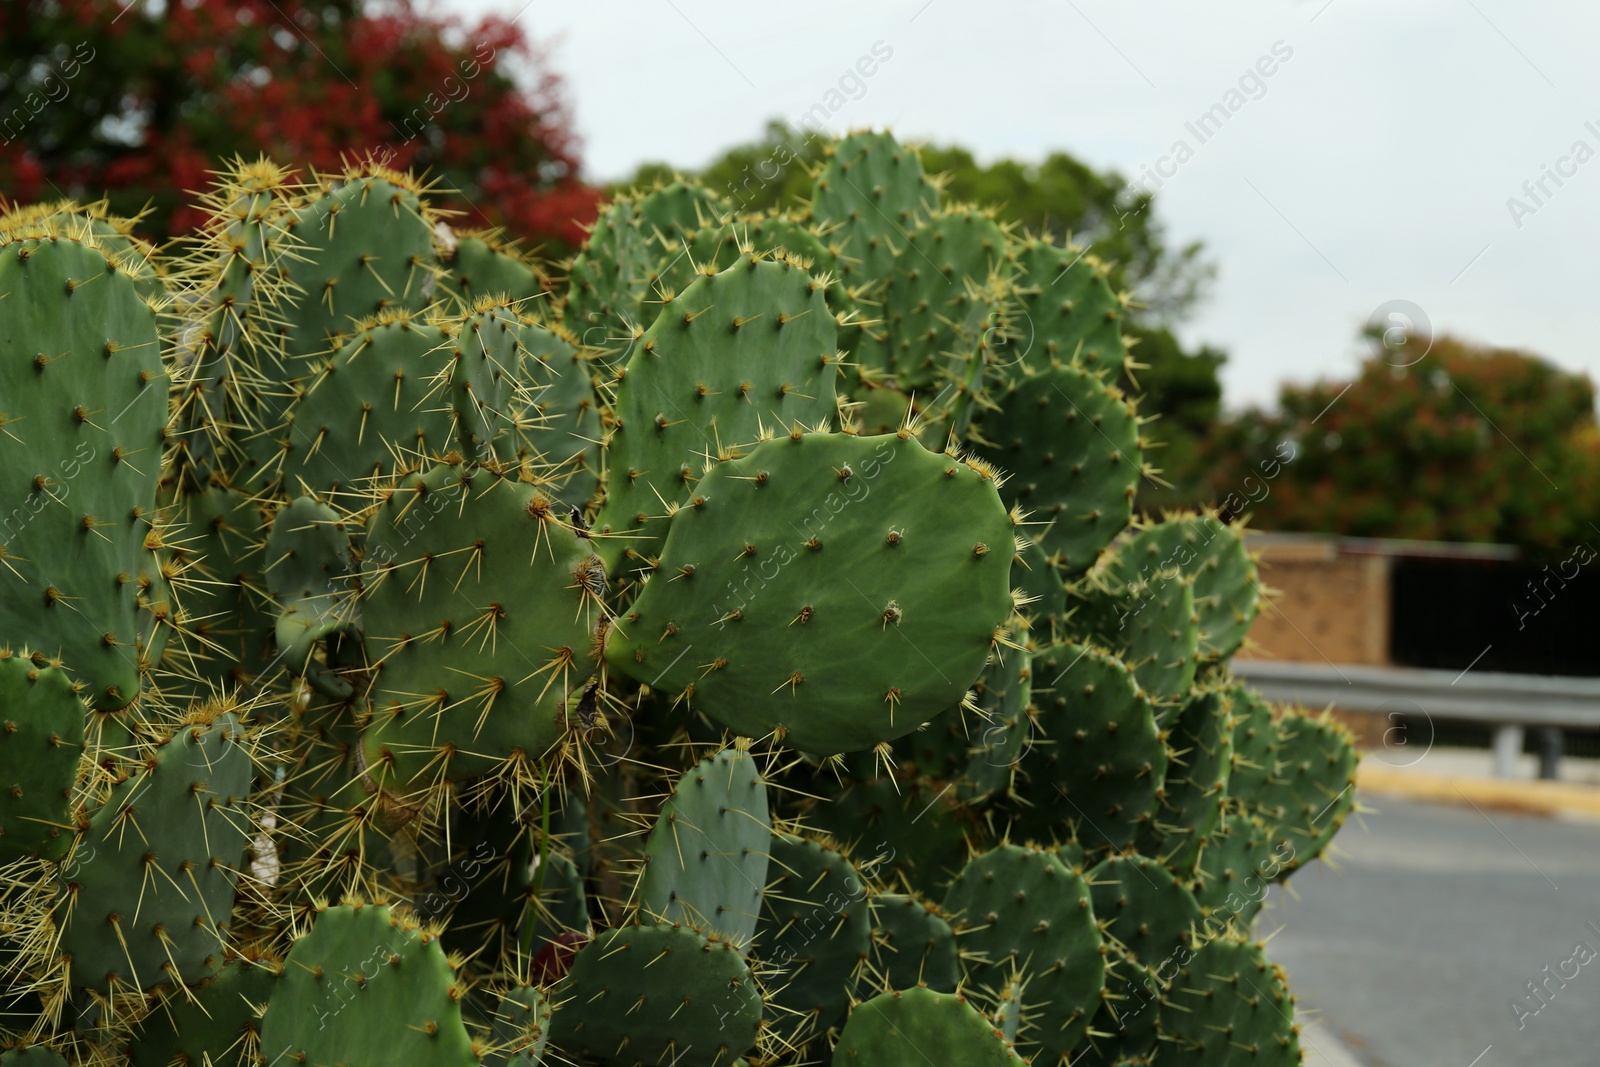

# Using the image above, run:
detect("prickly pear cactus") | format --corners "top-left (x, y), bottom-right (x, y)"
top-left (0, 137), bottom-right (1351, 1067)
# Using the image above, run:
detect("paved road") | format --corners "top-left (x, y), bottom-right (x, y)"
top-left (1263, 793), bottom-right (1600, 1067)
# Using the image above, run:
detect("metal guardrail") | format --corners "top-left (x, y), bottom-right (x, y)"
top-left (1230, 659), bottom-right (1600, 778)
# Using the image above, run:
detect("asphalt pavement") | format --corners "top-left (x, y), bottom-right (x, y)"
top-left (1262, 793), bottom-right (1600, 1066)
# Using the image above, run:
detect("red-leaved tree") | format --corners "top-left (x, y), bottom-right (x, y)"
top-left (0, 0), bottom-right (599, 252)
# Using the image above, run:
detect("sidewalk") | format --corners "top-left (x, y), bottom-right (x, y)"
top-left (1357, 746), bottom-right (1600, 820)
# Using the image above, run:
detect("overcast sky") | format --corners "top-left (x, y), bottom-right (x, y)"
top-left (453, 0), bottom-right (1600, 409)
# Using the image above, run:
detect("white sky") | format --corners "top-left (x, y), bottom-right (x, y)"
top-left (451, 0), bottom-right (1600, 410)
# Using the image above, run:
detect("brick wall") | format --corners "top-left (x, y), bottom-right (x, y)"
top-left (1236, 536), bottom-right (1391, 666)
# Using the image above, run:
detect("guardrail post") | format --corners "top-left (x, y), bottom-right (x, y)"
top-left (1491, 724), bottom-right (1524, 779)
top-left (1535, 727), bottom-right (1563, 780)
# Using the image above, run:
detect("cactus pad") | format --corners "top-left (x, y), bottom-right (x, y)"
top-left (0, 652), bottom-right (84, 862)
top-left (640, 747), bottom-right (771, 947)
top-left (831, 986), bottom-right (1025, 1066)
top-left (607, 431), bottom-right (1013, 754)
top-left (258, 901), bottom-right (476, 1067)
top-left (548, 921), bottom-right (761, 1067)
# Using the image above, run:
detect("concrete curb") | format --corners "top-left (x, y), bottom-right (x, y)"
top-left (1358, 760), bottom-right (1600, 819)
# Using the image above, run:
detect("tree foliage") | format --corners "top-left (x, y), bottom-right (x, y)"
top-left (1206, 334), bottom-right (1600, 555)
top-left (0, 0), bottom-right (597, 250)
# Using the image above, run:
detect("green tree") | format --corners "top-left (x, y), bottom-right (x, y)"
top-left (1205, 334), bottom-right (1600, 555)
top-left (0, 0), bottom-right (595, 250)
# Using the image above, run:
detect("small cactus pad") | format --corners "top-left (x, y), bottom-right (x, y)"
top-left (942, 844), bottom-right (1103, 1056)
top-left (641, 747), bottom-right (771, 947)
top-left (1064, 572), bottom-right (1199, 701)
top-left (441, 231), bottom-right (544, 308)
top-left (0, 652), bottom-right (84, 862)
top-left (831, 986), bottom-right (1025, 1066)
top-left (1088, 854), bottom-right (1202, 1054)
top-left (868, 892), bottom-right (959, 993)
top-left (593, 255), bottom-right (839, 570)
top-left (128, 954), bottom-right (281, 1067)
top-left (516, 318), bottom-right (602, 506)
top-left (971, 360), bottom-right (1140, 577)
top-left (755, 833), bottom-right (872, 1042)
top-left (0, 1048), bottom-right (66, 1067)
top-left (881, 207), bottom-right (1012, 390)
top-left (810, 133), bottom-right (940, 363)
top-left (1010, 643), bottom-right (1165, 853)
top-left (1193, 810), bottom-right (1287, 926)
top-left (1135, 688), bottom-right (1233, 874)
top-left (59, 708), bottom-right (255, 993)
top-left (263, 496), bottom-right (358, 697)
top-left (607, 431), bottom-right (1013, 754)
top-left (799, 775), bottom-right (971, 899)
top-left (258, 902), bottom-right (477, 1067)
top-left (962, 650), bottom-right (1033, 802)
top-left (0, 231), bottom-right (169, 709)
top-left (1247, 710), bottom-right (1359, 876)
top-left (1104, 515), bottom-right (1260, 660)
top-left (165, 487), bottom-right (274, 690)
top-left (1157, 935), bottom-right (1301, 1066)
top-left (548, 922), bottom-right (761, 1067)
top-left (1010, 237), bottom-right (1126, 376)
top-left (482, 984), bottom-right (552, 1067)
top-left (277, 312), bottom-right (453, 498)
top-left (360, 462), bottom-right (603, 787)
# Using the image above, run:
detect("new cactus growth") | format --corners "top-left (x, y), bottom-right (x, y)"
top-left (0, 135), bottom-right (1348, 1067)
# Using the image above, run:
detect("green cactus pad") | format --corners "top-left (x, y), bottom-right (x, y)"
top-left (941, 843), bottom-right (1103, 1056)
top-left (233, 167), bottom-right (438, 489)
top-left (128, 954), bottom-right (281, 1067)
top-left (263, 496), bottom-right (359, 698)
top-left (277, 312), bottom-right (453, 498)
top-left (0, 652), bottom-right (84, 862)
top-left (516, 318), bottom-right (602, 507)
top-left (1105, 515), bottom-right (1260, 660)
top-left (962, 650), bottom-right (1033, 802)
top-left (1010, 643), bottom-right (1164, 853)
top-left (437, 299), bottom-right (529, 464)
top-left (1157, 935), bottom-right (1301, 1066)
top-left (166, 487), bottom-right (274, 690)
top-left (360, 462), bottom-right (603, 788)
top-left (259, 901), bottom-right (477, 1067)
top-left (0, 1048), bottom-right (66, 1067)
top-left (441, 231), bottom-right (545, 308)
top-left (482, 984), bottom-right (551, 1067)
top-left (1014, 536), bottom-right (1066, 636)
top-left (1087, 853), bottom-right (1203, 1053)
top-left (970, 360), bottom-right (1141, 577)
top-left (565, 181), bottom-right (729, 346)
top-left (607, 431), bottom-right (1013, 754)
top-left (1135, 688), bottom-right (1233, 874)
top-left (641, 747), bottom-right (771, 947)
top-left (1227, 685), bottom-right (1277, 798)
top-left (799, 775), bottom-right (972, 899)
top-left (0, 231), bottom-right (169, 709)
top-left (756, 833), bottom-right (872, 1043)
top-left (832, 986), bottom-right (1025, 1066)
top-left (810, 132), bottom-right (940, 363)
top-left (549, 921), bottom-right (760, 1067)
top-left (1010, 237), bottom-right (1126, 376)
top-left (882, 207), bottom-right (1013, 390)
top-left (60, 707), bottom-right (255, 994)
top-left (592, 255), bottom-right (840, 570)
top-left (1063, 572), bottom-right (1199, 701)
top-left (1192, 810), bottom-right (1288, 927)
top-left (1249, 711), bottom-right (1359, 878)
top-left (868, 892), bottom-right (958, 993)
